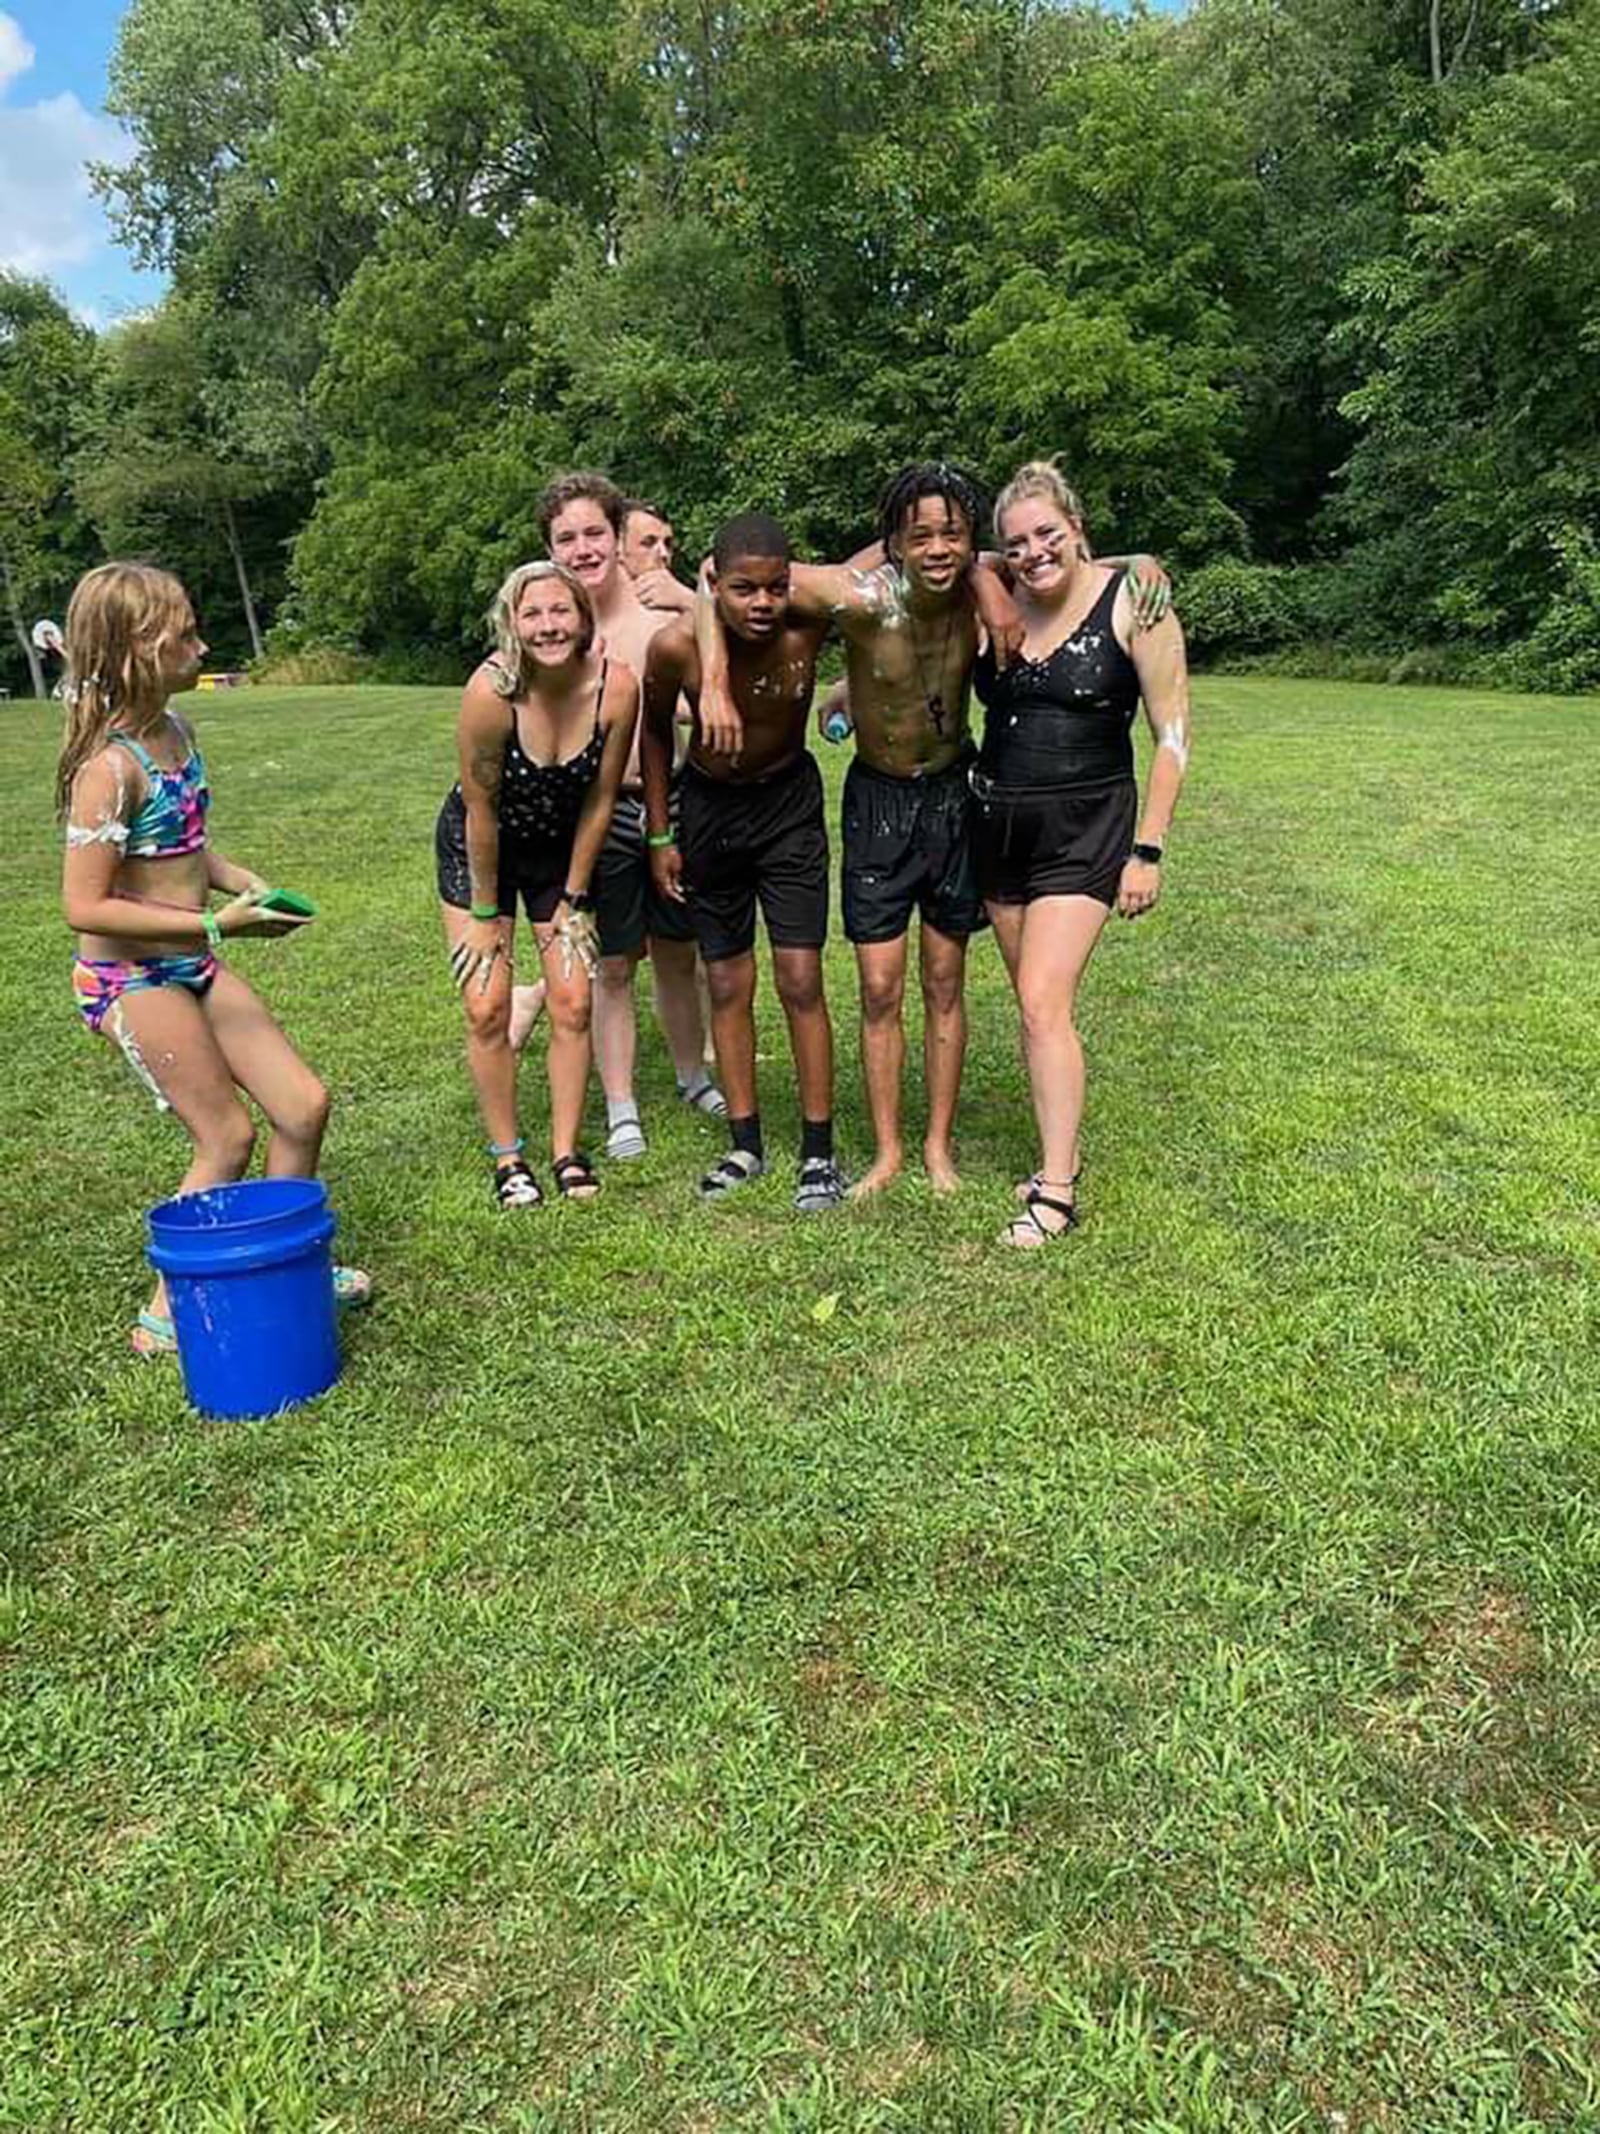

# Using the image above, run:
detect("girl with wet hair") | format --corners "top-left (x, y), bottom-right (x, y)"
top-left (435, 559), bottom-right (639, 1207)
top-left (973, 460), bottom-right (1193, 1247)
top-left (58, 561), bottom-right (370, 1355)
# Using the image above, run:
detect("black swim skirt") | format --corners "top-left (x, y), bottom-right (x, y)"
top-left (434, 787), bottom-right (567, 924)
top-left (970, 771), bottom-right (1136, 908)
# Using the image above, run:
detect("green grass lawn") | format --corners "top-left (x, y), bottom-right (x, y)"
top-left (2, 677), bottom-right (1598, 2132)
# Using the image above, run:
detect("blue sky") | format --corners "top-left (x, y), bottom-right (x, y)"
top-left (0, 0), bottom-right (165, 321)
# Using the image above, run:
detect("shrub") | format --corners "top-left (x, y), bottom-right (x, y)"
top-left (251, 644), bottom-right (373, 686)
top-left (1488, 528), bottom-right (1600, 695)
top-left (1176, 560), bottom-right (1311, 661)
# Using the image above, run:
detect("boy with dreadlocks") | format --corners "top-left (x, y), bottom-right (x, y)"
top-left (695, 463), bottom-right (1019, 1198)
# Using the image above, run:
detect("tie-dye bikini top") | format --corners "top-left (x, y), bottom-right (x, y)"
top-left (106, 722), bottom-right (210, 858)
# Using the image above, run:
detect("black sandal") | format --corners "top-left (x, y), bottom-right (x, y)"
top-left (1001, 1179), bottom-right (1079, 1250)
top-left (552, 1151), bottom-right (602, 1202)
top-left (494, 1157), bottom-right (544, 1209)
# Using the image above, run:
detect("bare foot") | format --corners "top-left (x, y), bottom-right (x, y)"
top-left (509, 981), bottom-right (546, 1053)
top-left (849, 1154), bottom-right (903, 1200)
top-left (924, 1144), bottom-right (961, 1195)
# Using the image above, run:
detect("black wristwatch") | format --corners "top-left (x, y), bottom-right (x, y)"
top-left (1132, 841), bottom-right (1164, 865)
top-left (563, 888), bottom-right (595, 913)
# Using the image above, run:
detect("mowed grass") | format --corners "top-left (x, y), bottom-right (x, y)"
top-left (2, 676), bottom-right (1598, 2132)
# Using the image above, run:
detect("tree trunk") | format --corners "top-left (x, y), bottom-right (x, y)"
top-left (220, 496), bottom-right (265, 660)
top-left (0, 550), bottom-right (47, 699)
top-left (1429, 0), bottom-right (1444, 83)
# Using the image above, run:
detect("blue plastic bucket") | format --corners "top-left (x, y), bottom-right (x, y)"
top-left (146, 1178), bottom-right (341, 1419)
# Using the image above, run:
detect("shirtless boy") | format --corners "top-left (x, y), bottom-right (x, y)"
top-left (641, 514), bottom-right (846, 1213)
top-left (535, 472), bottom-right (723, 1149)
top-left (698, 463), bottom-right (1020, 1198)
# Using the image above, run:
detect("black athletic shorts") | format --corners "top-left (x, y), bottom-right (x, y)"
top-left (970, 770), bottom-right (1137, 908)
top-left (594, 790), bottom-right (697, 959)
top-left (434, 787), bottom-right (565, 923)
top-left (678, 753), bottom-right (829, 964)
top-left (842, 748), bottom-right (984, 945)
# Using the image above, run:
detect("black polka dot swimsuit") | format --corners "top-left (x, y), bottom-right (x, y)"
top-left (435, 661), bottom-right (608, 923)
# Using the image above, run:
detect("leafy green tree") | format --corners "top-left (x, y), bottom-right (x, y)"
top-left (0, 276), bottom-right (100, 697)
top-left (955, 22), bottom-right (1261, 558)
top-left (1337, 6), bottom-right (1600, 645)
top-left (77, 300), bottom-right (293, 658)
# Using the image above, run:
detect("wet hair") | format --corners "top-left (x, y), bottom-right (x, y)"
top-left (876, 461), bottom-right (989, 555)
top-left (712, 512), bottom-right (792, 574)
top-left (535, 471), bottom-right (625, 545)
top-left (993, 460), bottom-right (1089, 547)
top-left (484, 560), bottom-right (595, 695)
top-left (621, 497), bottom-right (670, 537)
top-left (57, 562), bottom-right (194, 819)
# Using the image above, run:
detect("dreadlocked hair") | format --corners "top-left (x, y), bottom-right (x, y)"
top-left (993, 461), bottom-right (1090, 549)
top-left (875, 461), bottom-right (990, 556)
top-left (56, 563), bottom-right (194, 821)
top-left (484, 561), bottom-right (595, 697)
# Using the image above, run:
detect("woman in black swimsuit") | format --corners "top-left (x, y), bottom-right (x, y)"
top-left (973, 462), bottom-right (1192, 1247)
top-left (436, 560), bottom-right (638, 1206)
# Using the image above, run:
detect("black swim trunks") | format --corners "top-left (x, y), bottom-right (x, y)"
top-left (970, 771), bottom-right (1136, 908)
top-left (434, 787), bottom-right (566, 922)
top-left (594, 789), bottom-right (697, 958)
top-left (677, 753), bottom-right (829, 963)
top-left (841, 748), bottom-right (984, 945)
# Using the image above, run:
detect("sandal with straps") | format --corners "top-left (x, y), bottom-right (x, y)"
top-left (1015, 1157), bottom-right (1085, 1205)
top-left (1001, 1179), bottom-right (1080, 1250)
top-left (697, 1148), bottom-right (765, 1201)
top-left (552, 1151), bottom-right (602, 1201)
top-left (493, 1157), bottom-right (544, 1209)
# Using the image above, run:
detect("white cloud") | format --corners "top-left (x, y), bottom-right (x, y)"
top-left (0, 14), bottom-right (134, 286)
top-left (0, 13), bottom-right (34, 96)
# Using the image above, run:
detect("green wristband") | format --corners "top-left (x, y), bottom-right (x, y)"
top-left (202, 908), bottom-right (224, 953)
top-left (469, 901), bottom-right (500, 921)
top-left (646, 830), bottom-right (676, 850)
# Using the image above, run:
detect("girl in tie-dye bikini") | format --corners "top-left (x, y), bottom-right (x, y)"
top-left (58, 563), bottom-right (371, 1357)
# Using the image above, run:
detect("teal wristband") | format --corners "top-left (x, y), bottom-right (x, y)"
top-left (646, 830), bottom-right (676, 850)
top-left (469, 901), bottom-right (500, 921)
top-left (202, 908), bottom-right (224, 953)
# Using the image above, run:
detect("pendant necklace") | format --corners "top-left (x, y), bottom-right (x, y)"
top-left (909, 601), bottom-right (957, 735)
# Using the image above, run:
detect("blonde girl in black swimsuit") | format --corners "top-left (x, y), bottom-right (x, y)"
top-left (972, 463), bottom-right (1193, 1248)
top-left (436, 561), bottom-right (638, 1206)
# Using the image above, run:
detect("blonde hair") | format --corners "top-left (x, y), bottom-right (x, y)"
top-left (993, 460), bottom-right (1090, 550)
top-left (56, 562), bottom-right (194, 820)
top-left (484, 560), bottom-right (595, 698)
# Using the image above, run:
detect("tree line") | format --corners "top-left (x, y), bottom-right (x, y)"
top-left (4, 0), bottom-right (1597, 696)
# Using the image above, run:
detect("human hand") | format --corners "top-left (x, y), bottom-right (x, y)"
top-left (449, 914), bottom-right (507, 991)
top-left (649, 842), bottom-right (686, 903)
top-left (700, 679), bottom-right (744, 759)
top-left (633, 568), bottom-right (693, 613)
top-left (548, 900), bottom-right (600, 980)
top-left (1116, 857), bottom-right (1162, 920)
top-left (972, 569), bottom-right (1025, 669)
top-left (1127, 555), bottom-right (1171, 633)
top-left (217, 888), bottom-right (313, 941)
top-left (817, 680), bottom-right (852, 743)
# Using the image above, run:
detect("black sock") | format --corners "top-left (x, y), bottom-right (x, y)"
top-left (800, 1116), bottom-right (833, 1163)
top-left (730, 1113), bottom-right (764, 1160)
